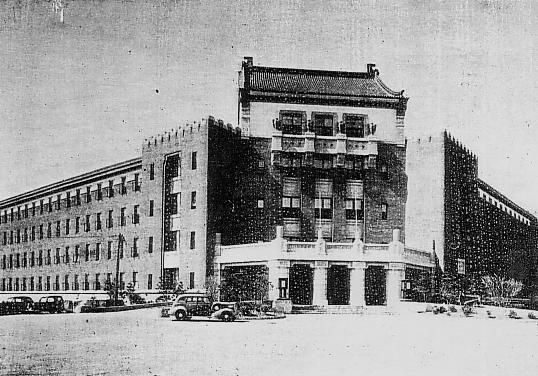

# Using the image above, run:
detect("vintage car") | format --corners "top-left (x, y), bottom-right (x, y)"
top-left (34, 295), bottom-right (65, 313)
top-left (5, 296), bottom-right (34, 313)
top-left (167, 293), bottom-right (237, 322)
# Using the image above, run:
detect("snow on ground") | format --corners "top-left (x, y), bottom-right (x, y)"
top-left (0, 303), bottom-right (537, 376)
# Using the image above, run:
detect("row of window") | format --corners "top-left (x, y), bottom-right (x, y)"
top-left (1, 237), bottom-right (153, 270)
top-left (1, 272), bottom-right (154, 292)
top-left (0, 175), bottom-right (142, 225)
top-left (165, 231), bottom-right (197, 252)
top-left (276, 112), bottom-right (370, 138)
top-left (1, 202), bottom-right (155, 246)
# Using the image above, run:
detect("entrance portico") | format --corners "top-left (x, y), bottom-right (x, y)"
top-left (214, 227), bottom-right (433, 309)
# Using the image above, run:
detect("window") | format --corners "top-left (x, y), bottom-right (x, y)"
top-left (119, 273), bottom-right (125, 290)
top-left (54, 275), bottom-right (60, 291)
top-left (134, 173), bottom-right (140, 191)
top-left (278, 278), bottom-right (289, 299)
top-left (23, 228), bottom-right (28, 242)
top-left (46, 276), bottom-right (51, 291)
top-left (315, 180), bottom-right (333, 219)
top-left (149, 200), bottom-right (154, 217)
top-left (149, 163), bottom-right (155, 181)
top-left (148, 236), bottom-right (153, 253)
top-left (56, 194), bottom-right (61, 210)
top-left (66, 192), bottom-right (71, 208)
top-left (95, 243), bottom-right (100, 261)
top-left (96, 213), bottom-right (102, 230)
top-left (64, 275), bottom-right (69, 291)
top-left (343, 114), bottom-right (365, 138)
top-left (282, 177), bottom-right (301, 218)
top-left (190, 231), bottom-right (196, 249)
top-left (2, 232), bottom-right (5, 245)
top-left (65, 247), bottom-right (69, 264)
top-left (314, 113), bottom-right (334, 136)
top-left (22, 252), bottom-right (27, 268)
top-left (108, 180), bottom-right (114, 197)
top-left (15, 253), bottom-right (20, 268)
top-left (281, 111), bottom-right (304, 135)
top-left (132, 272), bottom-right (138, 288)
top-left (38, 277), bottom-right (43, 291)
top-left (24, 204), bottom-right (28, 218)
top-left (257, 199), bottom-right (264, 209)
top-left (107, 241), bottom-right (113, 260)
top-left (86, 186), bottom-right (91, 203)
top-left (169, 194), bottom-right (178, 215)
top-left (32, 202), bottom-right (36, 216)
top-left (148, 274), bottom-right (153, 290)
top-left (65, 219), bottom-right (70, 235)
top-left (17, 206), bottom-right (20, 219)
top-left (39, 224), bottom-right (43, 239)
top-left (381, 203), bottom-right (388, 220)
top-left (189, 272), bottom-right (195, 289)
top-left (30, 277), bottom-right (34, 291)
top-left (132, 237), bottom-right (139, 257)
top-left (121, 177), bottom-right (127, 195)
top-left (76, 189), bottom-right (81, 205)
top-left (85, 215), bottom-right (91, 232)
top-left (56, 220), bottom-right (61, 237)
top-left (75, 217), bottom-right (80, 233)
top-left (95, 274), bottom-right (101, 290)
top-left (47, 223), bottom-right (52, 238)
top-left (31, 226), bottom-right (35, 241)
top-left (346, 199), bottom-right (364, 220)
top-left (191, 192), bottom-right (197, 209)
top-left (133, 205), bottom-right (140, 224)
top-left (84, 274), bottom-right (89, 290)
top-left (55, 248), bottom-right (60, 264)
top-left (97, 183), bottom-right (102, 201)
top-left (191, 152), bottom-right (197, 170)
top-left (74, 275), bottom-right (79, 290)
top-left (16, 229), bottom-right (20, 243)
top-left (10, 230), bottom-right (13, 244)
top-left (107, 210), bottom-right (114, 228)
top-left (30, 252), bottom-right (35, 267)
top-left (74, 246), bottom-right (80, 263)
top-left (38, 250), bottom-right (43, 266)
top-left (46, 249), bottom-right (51, 265)
top-left (85, 244), bottom-right (90, 262)
top-left (10, 208), bottom-right (14, 221)
top-left (120, 208), bottom-right (126, 226)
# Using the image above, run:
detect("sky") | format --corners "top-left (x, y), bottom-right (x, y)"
top-left (0, 0), bottom-right (537, 213)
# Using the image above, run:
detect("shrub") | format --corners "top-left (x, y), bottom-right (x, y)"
top-left (528, 312), bottom-right (537, 320)
top-left (449, 305), bottom-right (457, 313)
top-left (425, 304), bottom-right (433, 312)
top-left (508, 310), bottom-right (521, 319)
top-left (462, 305), bottom-right (474, 316)
top-left (439, 306), bottom-right (447, 314)
top-left (481, 275), bottom-right (523, 307)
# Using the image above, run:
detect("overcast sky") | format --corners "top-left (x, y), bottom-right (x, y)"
top-left (0, 0), bottom-right (536, 213)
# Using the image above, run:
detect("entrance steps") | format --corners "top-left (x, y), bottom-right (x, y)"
top-left (291, 305), bottom-right (395, 315)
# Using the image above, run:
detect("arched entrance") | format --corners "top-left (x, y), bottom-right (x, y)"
top-left (327, 265), bottom-right (350, 305)
top-left (289, 264), bottom-right (313, 305)
top-left (365, 265), bottom-right (386, 305)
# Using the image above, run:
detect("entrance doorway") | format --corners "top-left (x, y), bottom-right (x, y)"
top-left (327, 265), bottom-right (350, 305)
top-left (365, 266), bottom-right (386, 305)
top-left (289, 264), bottom-right (313, 305)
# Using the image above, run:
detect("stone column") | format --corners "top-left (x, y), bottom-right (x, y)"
top-left (349, 261), bottom-right (366, 307)
top-left (312, 261), bottom-right (328, 306)
top-left (267, 260), bottom-right (290, 301)
top-left (386, 263), bottom-right (405, 307)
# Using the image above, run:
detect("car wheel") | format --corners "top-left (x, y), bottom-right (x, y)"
top-left (213, 304), bottom-right (220, 311)
top-left (221, 312), bottom-right (232, 322)
top-left (175, 310), bottom-right (186, 321)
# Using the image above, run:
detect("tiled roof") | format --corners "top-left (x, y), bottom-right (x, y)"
top-left (247, 66), bottom-right (404, 99)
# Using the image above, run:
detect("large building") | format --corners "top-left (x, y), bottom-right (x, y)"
top-left (2, 58), bottom-right (535, 307)
top-left (406, 132), bottom-right (538, 296)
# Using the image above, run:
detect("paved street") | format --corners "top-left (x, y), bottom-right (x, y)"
top-left (1, 308), bottom-right (537, 376)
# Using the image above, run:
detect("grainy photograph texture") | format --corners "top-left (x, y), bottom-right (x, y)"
top-left (0, 1), bottom-right (537, 375)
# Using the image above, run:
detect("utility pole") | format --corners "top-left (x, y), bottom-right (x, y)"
top-left (114, 233), bottom-right (123, 303)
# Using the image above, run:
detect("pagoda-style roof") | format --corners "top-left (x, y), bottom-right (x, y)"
top-left (239, 58), bottom-right (408, 115)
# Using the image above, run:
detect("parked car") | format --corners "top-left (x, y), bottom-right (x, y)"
top-left (6, 296), bottom-right (34, 313)
top-left (168, 293), bottom-right (237, 322)
top-left (34, 296), bottom-right (65, 313)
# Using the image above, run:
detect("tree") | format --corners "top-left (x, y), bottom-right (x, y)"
top-left (205, 276), bottom-right (220, 302)
top-left (481, 275), bottom-right (523, 307)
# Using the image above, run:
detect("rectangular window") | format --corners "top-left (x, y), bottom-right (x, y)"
top-left (107, 241), bottom-right (112, 260)
top-left (120, 208), bottom-right (126, 226)
top-left (133, 205), bottom-right (140, 224)
top-left (344, 114), bottom-right (365, 138)
top-left (190, 231), bottom-right (196, 249)
top-left (76, 189), bottom-right (81, 205)
top-left (16, 229), bottom-right (20, 243)
top-left (2, 232), bottom-right (5, 245)
top-left (280, 111), bottom-right (304, 135)
top-left (74, 246), bottom-right (80, 263)
top-left (257, 199), bottom-right (264, 208)
top-left (38, 276), bottom-right (43, 291)
top-left (65, 219), bottom-right (70, 235)
top-left (121, 177), bottom-right (127, 195)
top-left (56, 194), bottom-right (61, 210)
top-left (147, 274), bottom-right (153, 290)
top-left (85, 244), bottom-right (90, 262)
top-left (191, 152), bottom-right (197, 170)
top-left (132, 272), bottom-right (138, 287)
top-left (56, 220), bottom-right (61, 237)
top-left (148, 236), bottom-right (153, 253)
top-left (46, 276), bottom-right (51, 291)
top-left (38, 250), bottom-right (43, 266)
top-left (23, 228), bottom-right (28, 242)
top-left (22, 278), bottom-right (26, 291)
top-left (64, 275), bottom-right (69, 291)
top-left (66, 192), bottom-right (71, 208)
top-left (134, 173), bottom-right (140, 191)
top-left (96, 213), bottom-right (102, 230)
top-left (191, 192), bottom-right (197, 209)
top-left (86, 186), bottom-right (92, 203)
top-left (95, 273), bottom-right (101, 290)
top-left (74, 275), bottom-right (79, 290)
top-left (84, 274), bottom-right (89, 290)
top-left (65, 247), bottom-right (69, 264)
top-left (108, 180), bottom-right (114, 197)
top-left (107, 210), bottom-right (113, 228)
top-left (314, 113), bottom-right (334, 136)
top-left (189, 272), bottom-right (195, 289)
top-left (46, 249), bottom-right (51, 265)
top-left (39, 224), bottom-right (43, 239)
top-left (95, 243), bottom-right (100, 261)
top-left (119, 273), bottom-right (125, 290)
top-left (149, 163), bottom-right (155, 180)
top-left (346, 199), bottom-right (364, 220)
top-left (381, 203), bottom-right (388, 220)
top-left (85, 215), bottom-right (91, 232)
top-left (24, 204), bottom-right (28, 218)
top-left (10, 230), bottom-right (13, 244)
top-left (17, 206), bottom-right (21, 219)
top-left (75, 217), bottom-right (80, 233)
top-left (47, 223), bottom-right (52, 238)
top-left (10, 208), bottom-right (14, 221)
top-left (97, 183), bottom-right (102, 201)
top-left (315, 180), bottom-right (333, 219)
top-left (30, 277), bottom-right (34, 291)
top-left (132, 237), bottom-right (138, 258)
top-left (31, 226), bottom-right (35, 241)
top-left (30, 252), bottom-right (35, 267)
top-left (22, 252), bottom-right (27, 268)
top-left (149, 200), bottom-right (154, 217)
top-left (55, 248), bottom-right (60, 264)
top-left (32, 202), bottom-right (36, 216)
